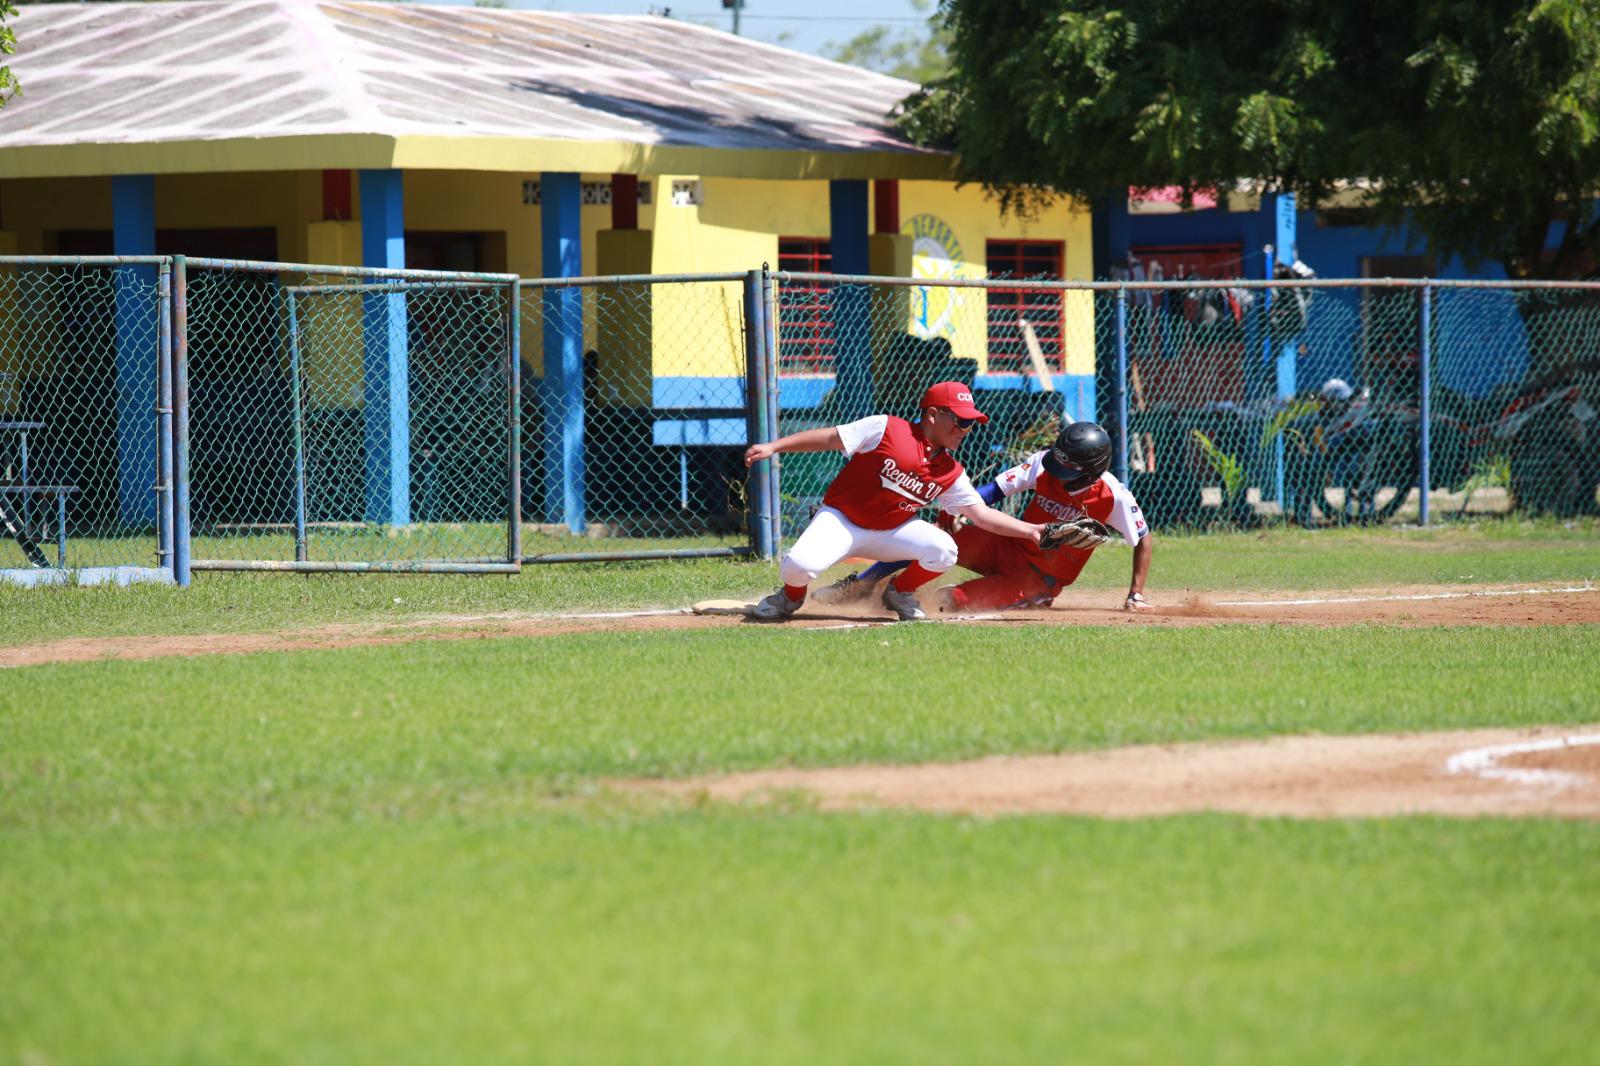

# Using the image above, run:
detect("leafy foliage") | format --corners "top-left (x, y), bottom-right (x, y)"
top-left (1192, 430), bottom-right (1246, 503)
top-left (822, 0), bottom-right (950, 84)
top-left (0, 0), bottom-right (18, 109)
top-left (903, 1), bottom-right (1600, 279)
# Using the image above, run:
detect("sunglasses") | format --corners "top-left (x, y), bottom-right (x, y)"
top-left (942, 409), bottom-right (979, 431)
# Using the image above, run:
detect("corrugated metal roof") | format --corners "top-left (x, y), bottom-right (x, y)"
top-left (1, 0), bottom-right (951, 179)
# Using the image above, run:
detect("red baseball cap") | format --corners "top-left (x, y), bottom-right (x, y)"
top-left (920, 381), bottom-right (989, 423)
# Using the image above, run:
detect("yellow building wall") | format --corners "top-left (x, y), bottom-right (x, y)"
top-left (0, 177), bottom-right (113, 252)
top-left (644, 175), bottom-right (797, 389)
top-left (898, 181), bottom-right (1094, 375)
top-left (594, 228), bottom-right (655, 406)
top-left (638, 176), bottom-right (1093, 380)
top-left (0, 171), bottom-right (323, 259)
top-left (404, 170), bottom-right (666, 383)
top-left (0, 170), bottom-right (1095, 396)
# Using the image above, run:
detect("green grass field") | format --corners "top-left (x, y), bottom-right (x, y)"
top-left (3, 521), bottom-right (1599, 1063)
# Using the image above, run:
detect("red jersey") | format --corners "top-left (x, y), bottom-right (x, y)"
top-left (822, 415), bottom-right (981, 530)
top-left (993, 454), bottom-right (1148, 580)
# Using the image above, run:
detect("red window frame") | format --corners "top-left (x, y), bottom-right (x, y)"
top-left (1130, 243), bottom-right (1243, 281)
top-left (986, 240), bottom-right (1065, 372)
top-left (778, 237), bottom-right (833, 372)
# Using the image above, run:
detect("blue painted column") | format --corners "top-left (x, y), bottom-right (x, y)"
top-left (1090, 192), bottom-right (1130, 280)
top-left (1271, 193), bottom-right (1298, 507)
top-left (829, 179), bottom-right (871, 418)
top-left (112, 175), bottom-right (158, 528)
top-left (1273, 193), bottom-right (1298, 398)
top-left (1091, 192), bottom-right (1130, 424)
top-left (541, 172), bottom-right (585, 532)
top-left (358, 169), bottom-right (410, 526)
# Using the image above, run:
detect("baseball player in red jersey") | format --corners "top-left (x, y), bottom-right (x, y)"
top-left (741, 381), bottom-right (1054, 622)
top-left (823, 421), bottom-right (1155, 612)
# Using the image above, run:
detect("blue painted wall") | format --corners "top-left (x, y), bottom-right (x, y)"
top-left (1098, 199), bottom-right (1559, 401)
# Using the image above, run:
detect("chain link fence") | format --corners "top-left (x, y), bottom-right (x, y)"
top-left (515, 272), bottom-right (768, 563)
top-left (0, 257), bottom-right (173, 580)
top-left (180, 258), bottom-right (521, 573)
top-left (1429, 285), bottom-right (1600, 521)
top-left (8, 261), bottom-right (1595, 586)
top-left (770, 273), bottom-right (1600, 534)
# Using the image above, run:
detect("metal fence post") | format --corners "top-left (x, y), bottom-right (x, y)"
top-left (508, 279), bottom-right (523, 567)
top-left (1115, 285), bottom-right (1129, 483)
top-left (171, 255), bottom-right (191, 587)
top-left (743, 269), bottom-right (775, 559)
top-left (762, 266), bottom-right (781, 553)
top-left (286, 291), bottom-right (309, 563)
top-left (156, 259), bottom-right (174, 574)
top-left (1419, 282), bottom-right (1433, 526)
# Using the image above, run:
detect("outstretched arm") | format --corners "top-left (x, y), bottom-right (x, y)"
top-left (1126, 535), bottom-right (1153, 610)
top-left (951, 500), bottom-right (1044, 544)
top-left (744, 427), bottom-right (843, 466)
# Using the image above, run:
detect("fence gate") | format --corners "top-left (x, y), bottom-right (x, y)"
top-left (0, 256), bottom-right (174, 586)
top-left (515, 271), bottom-right (771, 563)
top-left (181, 258), bottom-right (521, 573)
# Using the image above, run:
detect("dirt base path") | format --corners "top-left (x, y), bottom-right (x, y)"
top-left (640, 725), bottom-right (1600, 820)
top-left (3, 582), bottom-right (1596, 669)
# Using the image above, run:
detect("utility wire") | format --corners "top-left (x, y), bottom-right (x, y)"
top-left (670, 11), bottom-right (931, 21)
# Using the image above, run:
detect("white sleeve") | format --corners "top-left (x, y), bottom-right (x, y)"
top-left (937, 473), bottom-right (983, 512)
top-left (1101, 473), bottom-right (1149, 546)
top-left (992, 452), bottom-right (1045, 497)
top-left (835, 415), bottom-right (889, 458)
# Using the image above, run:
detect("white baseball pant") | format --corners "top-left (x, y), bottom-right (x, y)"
top-left (779, 505), bottom-right (958, 587)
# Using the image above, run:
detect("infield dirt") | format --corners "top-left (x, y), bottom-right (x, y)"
top-left (633, 725), bottom-right (1600, 820)
top-left (2, 581), bottom-right (1595, 668)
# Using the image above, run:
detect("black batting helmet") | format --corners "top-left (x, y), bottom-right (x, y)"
top-left (1042, 421), bottom-right (1112, 490)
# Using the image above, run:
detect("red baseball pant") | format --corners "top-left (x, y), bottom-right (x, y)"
top-left (944, 525), bottom-right (1091, 611)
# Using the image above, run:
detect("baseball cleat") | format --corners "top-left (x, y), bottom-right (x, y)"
top-left (812, 571), bottom-right (881, 605)
top-left (750, 589), bottom-right (804, 621)
top-left (880, 584), bottom-right (927, 622)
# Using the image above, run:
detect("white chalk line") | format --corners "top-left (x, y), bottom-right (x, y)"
top-left (1446, 734), bottom-right (1600, 790)
top-left (796, 612), bottom-right (1007, 632)
top-left (570, 586), bottom-right (1596, 621)
top-left (1217, 584), bottom-right (1597, 608)
top-left (555, 606), bottom-right (1011, 630)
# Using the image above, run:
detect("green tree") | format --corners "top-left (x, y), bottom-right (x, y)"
top-left (1, 0), bottom-right (18, 109)
top-left (823, 0), bottom-right (949, 85)
top-left (902, 1), bottom-right (1600, 282)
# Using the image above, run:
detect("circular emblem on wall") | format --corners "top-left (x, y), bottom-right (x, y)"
top-left (902, 213), bottom-right (969, 341)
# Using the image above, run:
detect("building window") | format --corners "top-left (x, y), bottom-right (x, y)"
top-left (986, 240), bottom-right (1064, 373)
top-left (778, 237), bottom-right (833, 372)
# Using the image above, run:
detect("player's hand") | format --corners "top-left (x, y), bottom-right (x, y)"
top-left (937, 511), bottom-right (970, 535)
top-left (1124, 592), bottom-right (1151, 612)
top-left (744, 442), bottom-right (777, 467)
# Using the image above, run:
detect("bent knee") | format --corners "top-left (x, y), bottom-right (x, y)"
top-left (921, 530), bottom-right (958, 572)
top-left (779, 554), bottom-right (822, 586)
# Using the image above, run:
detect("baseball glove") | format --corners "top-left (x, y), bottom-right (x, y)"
top-left (1038, 516), bottom-right (1117, 551)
